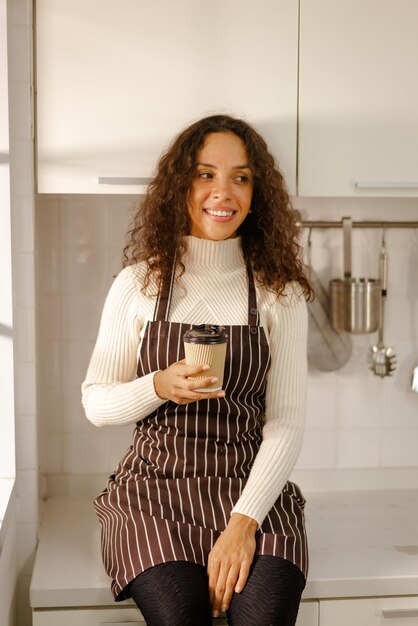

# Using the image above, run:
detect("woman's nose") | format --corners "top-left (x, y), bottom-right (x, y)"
top-left (212, 181), bottom-right (231, 199)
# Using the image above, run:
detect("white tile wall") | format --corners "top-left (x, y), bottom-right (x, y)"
top-left (36, 195), bottom-right (135, 482)
top-left (13, 252), bottom-right (35, 307)
top-left (15, 416), bottom-right (37, 471)
top-left (35, 194), bottom-right (418, 487)
top-left (296, 196), bottom-right (418, 475)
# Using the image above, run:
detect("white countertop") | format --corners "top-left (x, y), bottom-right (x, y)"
top-left (30, 488), bottom-right (418, 608)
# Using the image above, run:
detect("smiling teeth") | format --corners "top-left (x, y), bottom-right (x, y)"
top-left (206, 209), bottom-right (234, 217)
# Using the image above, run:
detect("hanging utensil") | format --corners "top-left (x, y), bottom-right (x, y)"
top-left (306, 228), bottom-right (352, 371)
top-left (329, 217), bottom-right (382, 333)
top-left (368, 228), bottom-right (396, 377)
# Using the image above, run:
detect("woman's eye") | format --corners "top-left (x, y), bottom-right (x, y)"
top-left (235, 175), bottom-right (249, 183)
top-left (198, 172), bottom-right (213, 180)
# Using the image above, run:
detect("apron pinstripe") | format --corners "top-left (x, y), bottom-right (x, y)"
top-left (94, 265), bottom-right (308, 601)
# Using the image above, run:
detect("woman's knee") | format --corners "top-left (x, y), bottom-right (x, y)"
top-left (128, 561), bottom-right (212, 626)
top-left (227, 556), bottom-right (305, 626)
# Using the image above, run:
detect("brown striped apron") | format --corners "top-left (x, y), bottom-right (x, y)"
top-left (94, 266), bottom-right (308, 601)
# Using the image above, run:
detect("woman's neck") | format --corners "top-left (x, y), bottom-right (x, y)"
top-left (183, 235), bottom-right (244, 268)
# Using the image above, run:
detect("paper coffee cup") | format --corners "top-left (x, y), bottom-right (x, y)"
top-left (183, 325), bottom-right (228, 392)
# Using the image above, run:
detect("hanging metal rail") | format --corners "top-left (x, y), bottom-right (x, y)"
top-left (296, 219), bottom-right (418, 229)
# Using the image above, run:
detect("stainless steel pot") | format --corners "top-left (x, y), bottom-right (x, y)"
top-left (329, 217), bottom-right (381, 334)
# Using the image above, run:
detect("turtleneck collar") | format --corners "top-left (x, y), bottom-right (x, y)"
top-left (183, 236), bottom-right (245, 268)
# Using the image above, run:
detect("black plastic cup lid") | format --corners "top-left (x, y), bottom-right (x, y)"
top-left (183, 324), bottom-right (228, 345)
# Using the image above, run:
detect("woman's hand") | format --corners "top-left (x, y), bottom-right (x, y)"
top-left (207, 513), bottom-right (257, 617)
top-left (153, 359), bottom-right (225, 404)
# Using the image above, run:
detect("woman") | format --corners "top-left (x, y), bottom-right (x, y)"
top-left (82, 114), bottom-right (312, 625)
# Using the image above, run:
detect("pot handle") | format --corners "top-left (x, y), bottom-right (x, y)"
top-left (342, 216), bottom-right (352, 279)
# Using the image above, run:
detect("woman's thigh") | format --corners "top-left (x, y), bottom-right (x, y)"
top-left (128, 560), bottom-right (212, 626)
top-left (227, 555), bottom-right (306, 626)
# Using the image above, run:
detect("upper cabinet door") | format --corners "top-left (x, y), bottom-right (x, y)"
top-left (36, 0), bottom-right (298, 194)
top-left (298, 0), bottom-right (418, 197)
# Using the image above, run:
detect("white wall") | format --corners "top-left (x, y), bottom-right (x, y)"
top-left (5, 0), bottom-right (38, 625)
top-left (36, 194), bottom-right (134, 487)
top-left (35, 193), bottom-right (418, 494)
top-left (0, 0), bottom-right (14, 481)
top-left (0, 0), bottom-right (16, 623)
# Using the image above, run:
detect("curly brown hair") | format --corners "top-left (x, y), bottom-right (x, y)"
top-left (123, 114), bottom-right (312, 299)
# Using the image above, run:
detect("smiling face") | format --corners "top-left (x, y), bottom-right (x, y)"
top-left (187, 132), bottom-right (254, 241)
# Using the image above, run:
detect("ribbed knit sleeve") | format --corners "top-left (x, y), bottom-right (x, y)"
top-left (81, 267), bottom-right (166, 427)
top-left (231, 288), bottom-right (308, 526)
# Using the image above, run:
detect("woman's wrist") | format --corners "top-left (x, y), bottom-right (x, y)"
top-left (229, 512), bottom-right (258, 532)
top-left (153, 370), bottom-right (167, 399)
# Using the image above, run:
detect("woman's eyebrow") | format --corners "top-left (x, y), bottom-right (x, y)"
top-left (197, 162), bottom-right (251, 169)
top-left (196, 162), bottom-right (216, 168)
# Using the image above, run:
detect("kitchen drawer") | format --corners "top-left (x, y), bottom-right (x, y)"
top-left (320, 596), bottom-right (418, 626)
top-left (33, 607), bottom-right (145, 626)
top-left (32, 607), bottom-right (230, 626)
top-left (297, 601), bottom-right (319, 625)
top-left (33, 601), bottom-right (317, 626)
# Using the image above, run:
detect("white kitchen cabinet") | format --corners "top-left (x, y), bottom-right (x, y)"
top-left (33, 606), bottom-right (145, 626)
top-left (320, 596), bottom-right (418, 626)
top-left (297, 601), bottom-right (319, 626)
top-left (32, 602), bottom-right (317, 626)
top-left (32, 606), bottom-right (226, 626)
top-left (298, 0), bottom-right (418, 197)
top-left (32, 603), bottom-right (317, 626)
top-left (36, 0), bottom-right (298, 194)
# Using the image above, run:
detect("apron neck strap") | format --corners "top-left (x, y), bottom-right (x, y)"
top-left (153, 261), bottom-right (176, 322)
top-left (246, 262), bottom-right (260, 326)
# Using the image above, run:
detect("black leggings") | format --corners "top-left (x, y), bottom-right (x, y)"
top-left (128, 556), bottom-right (306, 626)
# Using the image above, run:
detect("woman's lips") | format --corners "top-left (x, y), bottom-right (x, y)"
top-left (204, 208), bottom-right (236, 222)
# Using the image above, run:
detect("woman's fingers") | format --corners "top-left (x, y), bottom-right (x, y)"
top-left (207, 513), bottom-right (257, 615)
top-left (208, 558), bottom-right (220, 608)
top-left (208, 560), bottom-right (244, 616)
top-left (234, 559), bottom-right (251, 594)
top-left (153, 360), bottom-right (225, 403)
top-left (211, 565), bottom-right (228, 616)
top-left (221, 564), bottom-right (241, 613)
top-left (209, 560), bottom-right (231, 617)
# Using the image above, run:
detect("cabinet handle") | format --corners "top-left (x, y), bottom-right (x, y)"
top-left (355, 181), bottom-right (418, 189)
top-left (98, 177), bottom-right (151, 185)
top-left (382, 608), bottom-right (418, 618)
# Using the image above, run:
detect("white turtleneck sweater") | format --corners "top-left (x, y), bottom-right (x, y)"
top-left (82, 236), bottom-right (307, 526)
